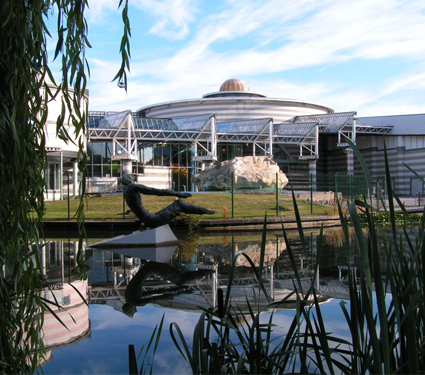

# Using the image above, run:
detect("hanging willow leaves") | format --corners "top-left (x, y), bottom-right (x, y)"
top-left (0, 1), bottom-right (131, 373)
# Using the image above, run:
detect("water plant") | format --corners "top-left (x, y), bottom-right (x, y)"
top-left (334, 138), bottom-right (425, 374)
top-left (129, 139), bottom-right (424, 374)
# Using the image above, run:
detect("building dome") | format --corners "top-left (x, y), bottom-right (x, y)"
top-left (202, 78), bottom-right (265, 99)
top-left (220, 78), bottom-right (249, 92)
top-left (138, 78), bottom-right (333, 123)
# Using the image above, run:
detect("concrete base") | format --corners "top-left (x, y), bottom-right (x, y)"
top-left (104, 245), bottom-right (178, 263)
top-left (282, 191), bottom-right (341, 203)
top-left (89, 224), bottom-right (179, 247)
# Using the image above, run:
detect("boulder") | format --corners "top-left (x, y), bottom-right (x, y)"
top-left (192, 156), bottom-right (289, 190)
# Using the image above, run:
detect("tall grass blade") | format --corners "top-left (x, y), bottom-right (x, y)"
top-left (349, 201), bottom-right (372, 291)
top-left (383, 140), bottom-right (397, 243)
top-left (132, 313), bottom-right (165, 374)
top-left (344, 137), bottom-right (372, 202)
top-left (128, 345), bottom-right (138, 375)
top-left (170, 321), bottom-right (195, 371)
top-left (370, 222), bottom-right (391, 374)
top-left (280, 222), bottom-right (305, 296)
top-left (258, 213), bottom-right (268, 300)
top-left (291, 190), bottom-right (306, 250)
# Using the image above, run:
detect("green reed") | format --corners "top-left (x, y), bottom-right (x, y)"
top-left (130, 139), bottom-right (424, 374)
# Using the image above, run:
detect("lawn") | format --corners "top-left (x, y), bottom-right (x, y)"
top-left (43, 192), bottom-right (329, 220)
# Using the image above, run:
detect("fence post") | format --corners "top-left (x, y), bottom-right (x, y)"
top-left (66, 172), bottom-right (71, 220)
top-left (334, 173), bottom-right (338, 204)
top-left (67, 173), bottom-right (70, 220)
top-left (276, 235), bottom-right (280, 276)
top-left (347, 174), bottom-right (351, 200)
top-left (231, 172), bottom-right (234, 219)
top-left (310, 173), bottom-right (313, 214)
top-left (123, 191), bottom-right (126, 219)
top-left (276, 172), bottom-right (279, 215)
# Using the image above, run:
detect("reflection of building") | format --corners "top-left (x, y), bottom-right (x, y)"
top-left (192, 237), bottom-right (286, 269)
top-left (41, 280), bottom-right (90, 355)
top-left (85, 234), bottom-right (340, 313)
top-left (41, 233), bottom-right (364, 321)
top-left (38, 241), bottom-right (90, 366)
top-left (84, 78), bottom-right (425, 197)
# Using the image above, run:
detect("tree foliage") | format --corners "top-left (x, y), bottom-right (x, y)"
top-left (0, 0), bottom-right (130, 372)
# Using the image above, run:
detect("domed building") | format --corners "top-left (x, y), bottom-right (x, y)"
top-left (137, 78), bottom-right (333, 123)
top-left (82, 78), bottom-right (425, 199)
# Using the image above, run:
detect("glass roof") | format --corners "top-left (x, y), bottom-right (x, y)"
top-left (292, 112), bottom-right (356, 133)
top-left (133, 113), bottom-right (212, 131)
top-left (171, 114), bottom-right (213, 131)
top-left (216, 118), bottom-right (271, 134)
top-left (274, 122), bottom-right (317, 136)
top-left (87, 111), bottom-right (129, 129)
top-left (133, 117), bottom-right (177, 131)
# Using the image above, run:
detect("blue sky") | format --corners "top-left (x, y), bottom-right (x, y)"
top-left (49, 0), bottom-right (425, 116)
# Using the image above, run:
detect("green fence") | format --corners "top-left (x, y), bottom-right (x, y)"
top-left (284, 172), bottom-right (368, 200)
top-left (196, 172), bottom-right (370, 217)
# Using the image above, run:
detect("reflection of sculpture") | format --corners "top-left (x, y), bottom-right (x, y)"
top-left (120, 174), bottom-right (214, 228)
top-left (122, 261), bottom-right (214, 316)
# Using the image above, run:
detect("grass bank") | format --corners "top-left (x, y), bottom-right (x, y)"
top-left (43, 192), bottom-right (328, 220)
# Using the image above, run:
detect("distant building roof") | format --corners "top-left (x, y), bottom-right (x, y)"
top-left (357, 114), bottom-right (425, 135)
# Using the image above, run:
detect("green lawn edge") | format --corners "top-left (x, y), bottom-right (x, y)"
top-left (43, 192), bottom-right (330, 220)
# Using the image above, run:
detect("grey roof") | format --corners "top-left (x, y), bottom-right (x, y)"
top-left (356, 114), bottom-right (425, 135)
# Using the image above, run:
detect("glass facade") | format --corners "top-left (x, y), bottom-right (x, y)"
top-left (87, 141), bottom-right (196, 190)
top-left (86, 141), bottom-right (259, 190)
top-left (87, 142), bottom-right (120, 178)
top-left (217, 144), bottom-right (244, 161)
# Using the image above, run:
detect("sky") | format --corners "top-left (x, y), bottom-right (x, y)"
top-left (48, 0), bottom-right (425, 117)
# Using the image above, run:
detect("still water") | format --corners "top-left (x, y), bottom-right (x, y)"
top-left (40, 228), bottom-right (366, 374)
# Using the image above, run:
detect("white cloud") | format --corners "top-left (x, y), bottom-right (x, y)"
top-left (84, 0), bottom-right (425, 115)
top-left (132, 0), bottom-right (198, 40)
top-left (128, 0), bottom-right (425, 81)
top-left (86, 0), bottom-right (121, 25)
top-left (380, 71), bottom-right (425, 96)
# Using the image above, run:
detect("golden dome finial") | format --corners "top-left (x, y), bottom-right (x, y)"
top-left (219, 78), bottom-right (249, 92)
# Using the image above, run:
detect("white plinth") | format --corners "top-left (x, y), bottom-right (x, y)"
top-left (90, 224), bottom-right (179, 247)
top-left (104, 245), bottom-right (177, 263)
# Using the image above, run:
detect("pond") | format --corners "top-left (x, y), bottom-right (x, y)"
top-left (39, 227), bottom-right (385, 374)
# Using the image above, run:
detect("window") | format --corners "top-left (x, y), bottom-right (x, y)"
top-left (46, 162), bottom-right (60, 190)
top-left (62, 295), bottom-right (71, 306)
top-left (87, 142), bottom-right (122, 178)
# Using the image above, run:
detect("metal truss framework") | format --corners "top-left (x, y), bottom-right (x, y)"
top-left (87, 110), bottom-right (394, 162)
top-left (216, 118), bottom-right (273, 156)
top-left (297, 111), bottom-right (357, 148)
top-left (274, 112), bottom-right (359, 159)
top-left (273, 122), bottom-right (319, 160)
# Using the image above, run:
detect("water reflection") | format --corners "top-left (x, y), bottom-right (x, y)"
top-left (122, 261), bottom-right (215, 317)
top-left (39, 241), bottom-right (90, 366)
top-left (40, 230), bottom-right (365, 370)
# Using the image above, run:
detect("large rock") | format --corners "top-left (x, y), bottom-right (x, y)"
top-left (192, 156), bottom-right (289, 190)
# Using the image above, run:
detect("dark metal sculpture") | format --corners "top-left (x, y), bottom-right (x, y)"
top-left (120, 174), bottom-right (214, 228)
